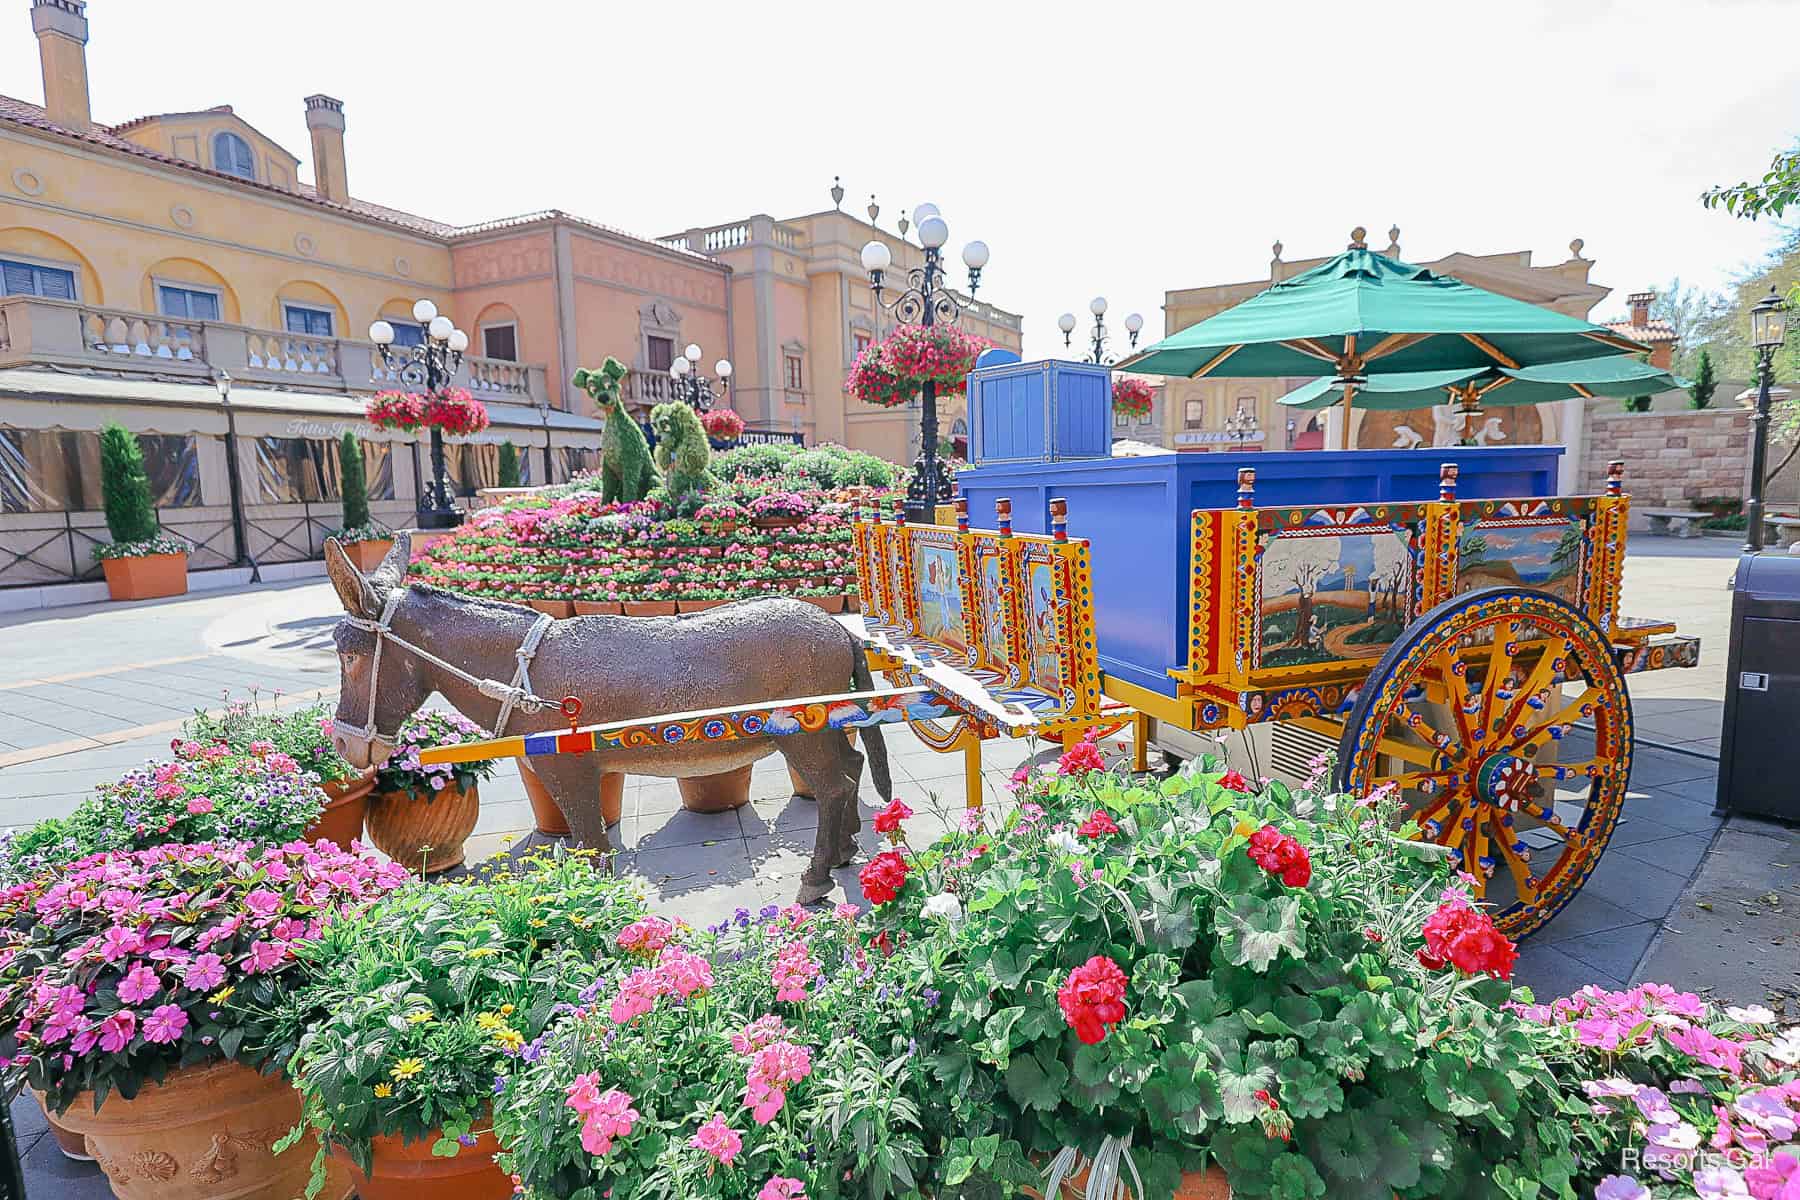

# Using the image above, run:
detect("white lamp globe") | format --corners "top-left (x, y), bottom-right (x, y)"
top-left (860, 239), bottom-right (892, 273)
top-left (1090, 296), bottom-right (1108, 317)
top-left (715, 359), bottom-right (733, 378)
top-left (368, 320), bottom-right (396, 346)
top-left (917, 215), bottom-right (949, 249)
top-left (961, 240), bottom-right (990, 270)
top-left (913, 202), bottom-right (941, 224)
top-left (1057, 312), bottom-right (1077, 334)
top-left (428, 315), bottom-right (454, 341)
top-left (1124, 312), bottom-right (1144, 334)
top-left (684, 342), bottom-right (702, 363)
top-left (671, 357), bottom-right (690, 377)
top-left (447, 329), bottom-right (469, 353)
top-left (412, 298), bottom-right (438, 323)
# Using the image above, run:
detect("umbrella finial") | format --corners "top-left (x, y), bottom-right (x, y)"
top-left (1386, 225), bottom-right (1401, 255)
top-left (1569, 237), bottom-right (1586, 260)
top-left (1349, 226), bottom-right (1368, 250)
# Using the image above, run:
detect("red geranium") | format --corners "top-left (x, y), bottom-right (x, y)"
top-left (873, 799), bottom-right (913, 838)
top-left (1076, 810), bottom-right (1118, 839)
top-left (699, 408), bottom-right (747, 441)
top-left (858, 850), bottom-right (909, 906)
top-left (366, 387), bottom-right (489, 437)
top-left (1217, 769), bottom-right (1252, 793)
top-left (1416, 899), bottom-right (1517, 980)
top-left (1057, 955), bottom-right (1129, 1045)
top-left (1111, 376), bottom-right (1155, 420)
top-left (1058, 732), bottom-right (1106, 777)
top-left (1246, 825), bottom-right (1312, 888)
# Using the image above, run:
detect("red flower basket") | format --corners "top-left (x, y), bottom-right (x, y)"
top-left (846, 325), bottom-right (991, 409)
top-left (700, 408), bottom-right (747, 441)
top-left (366, 387), bottom-right (490, 437)
top-left (1112, 375), bottom-right (1155, 420)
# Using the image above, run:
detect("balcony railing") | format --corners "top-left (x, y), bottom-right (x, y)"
top-left (659, 215), bottom-right (809, 258)
top-left (1, 296), bottom-right (552, 407)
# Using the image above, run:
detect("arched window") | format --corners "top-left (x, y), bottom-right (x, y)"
top-left (212, 132), bottom-right (256, 181)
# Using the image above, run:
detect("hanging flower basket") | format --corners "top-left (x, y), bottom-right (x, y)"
top-left (366, 387), bottom-right (491, 437)
top-left (700, 408), bottom-right (747, 442)
top-left (1112, 375), bottom-right (1155, 420)
top-left (846, 325), bottom-right (991, 408)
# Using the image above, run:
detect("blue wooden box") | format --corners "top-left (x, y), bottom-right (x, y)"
top-left (968, 358), bottom-right (1112, 466)
top-left (957, 445), bottom-right (1564, 697)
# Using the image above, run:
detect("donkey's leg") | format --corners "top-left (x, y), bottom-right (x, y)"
top-left (526, 754), bottom-right (613, 857)
top-left (780, 732), bottom-right (857, 905)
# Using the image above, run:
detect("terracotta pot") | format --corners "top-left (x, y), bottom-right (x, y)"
top-left (600, 771), bottom-right (624, 827)
top-left (1030, 1164), bottom-right (1228, 1200)
top-left (331, 1123), bottom-right (508, 1200)
top-left (845, 591), bottom-right (861, 613)
top-left (789, 730), bottom-right (856, 798)
top-left (51, 1060), bottom-right (352, 1200)
top-left (751, 514), bottom-right (805, 530)
top-left (364, 783), bottom-right (480, 874)
top-left (101, 552), bottom-right (188, 602)
top-left (40, 1097), bottom-right (91, 1161)
top-left (305, 767), bottom-right (374, 848)
top-left (572, 599), bottom-right (623, 615)
top-left (677, 764), bottom-right (753, 813)
top-left (342, 539), bottom-right (394, 573)
top-left (518, 760), bottom-right (569, 836)
top-left (528, 599), bottom-right (574, 618)
top-left (622, 600), bottom-right (677, 617)
top-left (801, 594), bottom-right (846, 613)
top-left (676, 597), bottom-right (728, 613)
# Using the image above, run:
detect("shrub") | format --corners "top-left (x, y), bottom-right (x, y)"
top-left (499, 441), bottom-right (522, 487)
top-left (714, 442), bottom-right (802, 481)
top-left (340, 431), bottom-right (372, 533)
top-left (97, 422), bottom-right (160, 547)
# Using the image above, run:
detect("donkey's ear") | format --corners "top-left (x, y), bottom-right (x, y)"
top-left (369, 530), bottom-right (412, 591)
top-left (324, 538), bottom-right (379, 619)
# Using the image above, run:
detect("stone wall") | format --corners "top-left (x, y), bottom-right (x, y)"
top-left (1581, 407), bottom-right (1752, 524)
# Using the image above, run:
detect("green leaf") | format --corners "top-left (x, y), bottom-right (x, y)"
top-left (945, 1155), bottom-right (975, 1187)
top-left (1002, 1047), bottom-right (1069, 1112)
top-left (1215, 894), bottom-right (1305, 972)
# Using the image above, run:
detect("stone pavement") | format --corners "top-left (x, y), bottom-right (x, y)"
top-left (0, 535), bottom-right (1771, 1196)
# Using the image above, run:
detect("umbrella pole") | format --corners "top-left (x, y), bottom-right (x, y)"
top-left (1338, 382), bottom-right (1356, 450)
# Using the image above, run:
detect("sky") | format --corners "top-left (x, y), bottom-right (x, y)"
top-left (5, 0), bottom-right (1799, 359)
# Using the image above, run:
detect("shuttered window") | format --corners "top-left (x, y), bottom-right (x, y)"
top-left (1, 258), bottom-right (76, 300)
top-left (212, 132), bottom-right (257, 180)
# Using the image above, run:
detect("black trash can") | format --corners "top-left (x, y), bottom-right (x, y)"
top-left (1716, 552), bottom-right (1800, 821)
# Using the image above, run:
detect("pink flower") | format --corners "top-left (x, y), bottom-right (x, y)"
top-left (183, 953), bottom-right (226, 993)
top-left (771, 942), bottom-right (820, 1003)
top-left (98, 1009), bottom-right (136, 1052)
top-left (610, 968), bottom-right (661, 1025)
top-left (731, 1015), bottom-right (790, 1055)
top-left (153, 782), bottom-right (184, 801)
top-left (142, 1004), bottom-right (187, 1044)
top-left (656, 947), bottom-right (714, 999)
top-left (118, 964), bottom-right (160, 1004)
top-left (243, 940), bottom-right (287, 974)
top-left (185, 797), bottom-right (214, 816)
top-left (243, 889), bottom-right (283, 921)
top-left (98, 926), bottom-right (144, 963)
top-left (575, 1088), bottom-right (639, 1157)
top-left (758, 1177), bottom-right (807, 1200)
top-left (689, 1113), bottom-right (743, 1166)
top-left (616, 917), bottom-right (674, 956)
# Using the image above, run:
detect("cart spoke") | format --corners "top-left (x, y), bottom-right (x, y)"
top-left (1493, 826), bottom-right (1541, 905)
top-left (1512, 686), bottom-right (1601, 750)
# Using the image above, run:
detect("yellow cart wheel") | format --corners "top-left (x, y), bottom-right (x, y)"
top-left (1336, 587), bottom-right (1633, 940)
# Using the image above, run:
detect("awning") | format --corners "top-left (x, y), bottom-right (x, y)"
top-left (0, 369), bottom-right (228, 435)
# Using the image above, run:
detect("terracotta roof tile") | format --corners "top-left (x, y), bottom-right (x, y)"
top-left (1603, 317), bottom-right (1678, 343)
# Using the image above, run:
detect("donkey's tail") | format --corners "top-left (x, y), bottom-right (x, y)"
top-left (850, 648), bottom-right (894, 804)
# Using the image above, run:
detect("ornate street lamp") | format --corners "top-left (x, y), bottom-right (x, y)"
top-left (1059, 297), bottom-right (1143, 365)
top-left (669, 342), bottom-right (731, 411)
top-left (369, 298), bottom-right (469, 530)
top-left (1224, 398), bottom-right (1261, 446)
top-left (861, 205), bottom-right (988, 523)
top-left (1746, 285), bottom-right (1789, 552)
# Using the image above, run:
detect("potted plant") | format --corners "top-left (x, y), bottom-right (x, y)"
top-left (334, 432), bottom-right (394, 573)
top-left (676, 764), bottom-right (754, 814)
top-left (93, 422), bottom-right (189, 602)
top-left (700, 407), bottom-right (747, 445)
top-left (491, 899), bottom-right (960, 1200)
top-left (0, 840), bottom-right (410, 1200)
top-left (184, 694), bottom-right (370, 848)
top-left (797, 585), bottom-right (845, 614)
top-left (362, 709), bottom-right (499, 874)
top-left (1111, 375), bottom-right (1155, 422)
top-left (621, 578), bottom-right (677, 617)
top-left (275, 850), bottom-right (649, 1200)
top-left (748, 491), bottom-right (817, 530)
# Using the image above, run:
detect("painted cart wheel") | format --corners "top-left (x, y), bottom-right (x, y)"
top-left (1335, 587), bottom-right (1632, 940)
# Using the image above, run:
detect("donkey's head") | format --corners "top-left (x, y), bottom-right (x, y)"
top-left (324, 532), bottom-right (430, 768)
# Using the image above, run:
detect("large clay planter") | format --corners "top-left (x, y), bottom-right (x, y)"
top-left (39, 1097), bottom-right (91, 1161)
top-left (676, 597), bottom-right (729, 613)
top-left (622, 599), bottom-right (677, 617)
top-left (341, 539), bottom-right (394, 573)
top-left (801, 594), bottom-right (846, 614)
top-left (305, 767), bottom-right (374, 848)
top-left (100, 552), bottom-right (187, 601)
top-left (677, 764), bottom-right (753, 813)
top-left (52, 1060), bottom-right (352, 1200)
top-left (528, 598), bottom-right (573, 618)
top-left (572, 599), bottom-right (623, 615)
top-left (364, 783), bottom-right (480, 874)
top-left (600, 771), bottom-right (624, 826)
top-left (789, 730), bottom-right (857, 798)
top-left (331, 1124), bottom-right (508, 1200)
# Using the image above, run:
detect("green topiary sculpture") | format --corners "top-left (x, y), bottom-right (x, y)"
top-left (98, 422), bottom-right (160, 546)
top-left (650, 401), bottom-right (718, 500)
top-left (498, 441), bottom-right (521, 487)
top-left (339, 432), bottom-right (372, 532)
top-left (572, 358), bottom-right (658, 505)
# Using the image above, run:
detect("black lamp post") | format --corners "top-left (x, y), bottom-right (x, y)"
top-left (669, 341), bottom-right (732, 411)
top-left (1745, 285), bottom-right (1789, 552)
top-left (1059, 297), bottom-right (1143, 365)
top-left (369, 300), bottom-right (468, 530)
top-left (861, 204), bottom-right (989, 523)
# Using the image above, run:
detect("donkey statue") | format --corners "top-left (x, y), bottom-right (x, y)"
top-left (323, 533), bottom-right (892, 904)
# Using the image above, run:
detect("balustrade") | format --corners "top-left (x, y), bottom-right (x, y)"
top-left (81, 307), bottom-right (208, 363)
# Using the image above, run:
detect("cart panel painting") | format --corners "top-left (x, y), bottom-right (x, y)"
top-left (1456, 519), bottom-right (1584, 606)
top-left (1024, 559), bottom-right (1064, 694)
top-left (974, 547), bottom-right (1014, 675)
top-left (1257, 529), bottom-right (1414, 669)
top-left (915, 542), bottom-right (967, 653)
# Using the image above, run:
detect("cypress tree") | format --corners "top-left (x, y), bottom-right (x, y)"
top-left (1688, 348), bottom-right (1718, 409)
top-left (498, 441), bottom-right (521, 487)
top-left (339, 431), bottom-right (371, 531)
top-left (98, 422), bottom-right (160, 544)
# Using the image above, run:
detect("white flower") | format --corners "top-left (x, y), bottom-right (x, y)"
top-left (1765, 1028), bottom-right (1800, 1065)
top-left (1726, 1004), bottom-right (1778, 1025)
top-left (1046, 828), bottom-right (1082, 856)
top-left (921, 893), bottom-right (963, 923)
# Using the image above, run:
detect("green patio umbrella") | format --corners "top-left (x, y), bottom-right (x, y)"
top-left (1117, 230), bottom-right (1648, 447)
top-left (1276, 356), bottom-right (1687, 411)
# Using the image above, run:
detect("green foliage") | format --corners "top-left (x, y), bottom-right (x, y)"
top-left (1688, 347), bottom-right (1718, 409)
top-left (339, 431), bottom-right (372, 532)
top-left (575, 358), bottom-right (659, 505)
top-left (1622, 395), bottom-right (1653, 413)
top-left (649, 401), bottom-right (718, 499)
top-left (182, 692), bottom-right (356, 784)
top-left (98, 422), bottom-right (160, 545)
top-left (1702, 143), bottom-right (1800, 221)
top-left (714, 441), bottom-right (804, 481)
top-left (498, 440), bottom-right (521, 487)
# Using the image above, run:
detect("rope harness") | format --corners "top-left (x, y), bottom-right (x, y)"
top-left (334, 587), bottom-right (557, 745)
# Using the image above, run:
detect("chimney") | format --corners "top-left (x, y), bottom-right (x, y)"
top-left (32, 0), bottom-right (90, 131)
top-left (304, 94), bottom-right (348, 203)
top-left (1628, 290), bottom-right (1654, 329)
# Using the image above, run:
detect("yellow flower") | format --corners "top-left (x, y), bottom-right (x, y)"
top-left (209, 986), bottom-right (235, 1005)
top-left (493, 1028), bottom-right (524, 1052)
top-left (373, 1084), bottom-right (393, 1098)
top-left (1232, 818), bottom-right (1257, 839)
top-left (390, 1058), bottom-right (424, 1081)
top-left (499, 1004), bottom-right (514, 1016)
top-left (406, 1011), bottom-right (433, 1026)
top-left (475, 1012), bottom-right (504, 1031)
top-left (528, 919), bottom-right (547, 928)
top-left (466, 947), bottom-right (498, 960)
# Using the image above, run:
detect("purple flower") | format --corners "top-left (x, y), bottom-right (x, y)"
top-left (1692, 1166), bottom-right (1749, 1200)
top-left (1593, 1178), bottom-right (1648, 1200)
top-left (118, 964), bottom-right (161, 1004)
top-left (921, 988), bottom-right (941, 1009)
top-left (142, 1004), bottom-right (188, 1044)
top-left (493, 1075), bottom-right (507, 1096)
top-left (457, 1133), bottom-right (477, 1147)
